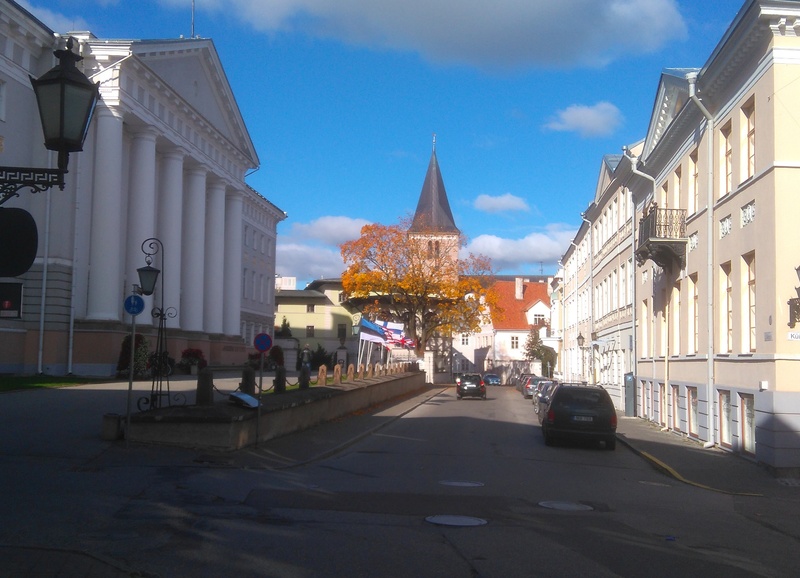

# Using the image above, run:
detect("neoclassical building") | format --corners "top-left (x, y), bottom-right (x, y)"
top-left (0, 1), bottom-right (285, 376)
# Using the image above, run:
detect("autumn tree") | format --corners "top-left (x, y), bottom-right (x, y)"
top-left (340, 221), bottom-right (498, 358)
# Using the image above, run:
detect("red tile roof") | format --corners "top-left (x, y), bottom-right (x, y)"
top-left (490, 279), bottom-right (550, 330)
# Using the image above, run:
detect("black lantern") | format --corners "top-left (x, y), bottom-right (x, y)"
top-left (1, 36), bottom-right (99, 207)
top-left (577, 333), bottom-right (585, 347)
top-left (30, 37), bottom-right (99, 170)
top-left (136, 264), bottom-right (160, 297)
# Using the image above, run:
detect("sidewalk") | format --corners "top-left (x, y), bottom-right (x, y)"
top-left (616, 413), bottom-right (799, 496)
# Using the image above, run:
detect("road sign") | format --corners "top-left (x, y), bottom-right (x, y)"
top-left (254, 332), bottom-right (272, 352)
top-left (124, 294), bottom-right (145, 316)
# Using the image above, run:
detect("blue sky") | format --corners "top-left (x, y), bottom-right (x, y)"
top-left (27, 0), bottom-right (746, 287)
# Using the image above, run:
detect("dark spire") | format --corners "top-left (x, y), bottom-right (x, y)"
top-left (409, 144), bottom-right (459, 234)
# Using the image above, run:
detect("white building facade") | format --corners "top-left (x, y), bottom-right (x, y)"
top-left (0, 2), bottom-right (284, 376)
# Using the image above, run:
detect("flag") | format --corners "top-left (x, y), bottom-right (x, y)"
top-left (358, 318), bottom-right (386, 344)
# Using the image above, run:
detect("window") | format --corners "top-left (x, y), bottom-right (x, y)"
top-left (533, 313), bottom-right (545, 325)
top-left (0, 282), bottom-right (22, 318)
top-left (305, 326), bottom-right (315, 337)
top-left (688, 387), bottom-right (699, 438)
top-left (641, 299), bottom-right (649, 357)
top-left (690, 149), bottom-right (699, 214)
top-left (306, 304), bottom-right (315, 313)
top-left (742, 98), bottom-right (755, 180)
top-left (720, 390), bottom-right (732, 447)
top-left (511, 336), bottom-right (519, 349)
top-left (337, 324), bottom-right (346, 340)
top-left (461, 333), bottom-right (469, 346)
top-left (745, 252), bottom-right (756, 352)
top-left (672, 282), bottom-right (680, 356)
top-left (242, 269), bottom-right (248, 299)
top-left (660, 383), bottom-right (667, 427)
top-left (741, 393), bottom-right (755, 454)
top-left (0, 80), bottom-right (6, 122)
top-left (721, 122), bottom-right (733, 197)
top-left (673, 167), bottom-right (681, 210)
top-left (671, 385), bottom-right (680, 431)
top-left (722, 262), bottom-right (732, 353)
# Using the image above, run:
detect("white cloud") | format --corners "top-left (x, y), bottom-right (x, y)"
top-left (474, 193), bottom-right (529, 214)
top-left (275, 242), bottom-right (345, 284)
top-left (183, 0), bottom-right (686, 70)
top-left (288, 216), bottom-right (370, 245)
top-left (19, 1), bottom-right (90, 33)
top-left (464, 225), bottom-right (577, 272)
top-left (544, 101), bottom-right (623, 138)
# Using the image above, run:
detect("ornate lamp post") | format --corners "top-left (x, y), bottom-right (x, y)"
top-left (0, 37), bottom-right (99, 278)
top-left (577, 332), bottom-right (585, 382)
top-left (0, 37), bottom-right (99, 205)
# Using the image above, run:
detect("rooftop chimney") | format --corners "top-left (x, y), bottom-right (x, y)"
top-left (515, 277), bottom-right (523, 300)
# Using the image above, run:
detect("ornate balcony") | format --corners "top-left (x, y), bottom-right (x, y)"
top-left (635, 205), bottom-right (687, 268)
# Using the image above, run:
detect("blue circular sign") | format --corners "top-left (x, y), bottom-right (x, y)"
top-left (254, 333), bottom-right (272, 352)
top-left (124, 294), bottom-right (145, 316)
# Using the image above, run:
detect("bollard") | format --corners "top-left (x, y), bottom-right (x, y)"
top-left (240, 366), bottom-right (256, 395)
top-left (299, 365), bottom-right (310, 389)
top-left (196, 368), bottom-right (214, 406)
top-left (274, 366), bottom-right (286, 394)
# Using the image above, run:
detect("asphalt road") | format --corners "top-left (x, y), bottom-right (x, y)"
top-left (2, 379), bottom-right (800, 577)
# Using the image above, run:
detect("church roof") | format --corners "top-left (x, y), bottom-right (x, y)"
top-left (409, 147), bottom-right (459, 234)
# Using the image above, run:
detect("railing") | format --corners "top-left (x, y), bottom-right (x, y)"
top-left (638, 207), bottom-right (687, 241)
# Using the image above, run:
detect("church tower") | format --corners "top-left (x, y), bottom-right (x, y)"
top-left (408, 137), bottom-right (461, 268)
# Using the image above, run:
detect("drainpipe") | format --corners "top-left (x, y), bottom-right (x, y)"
top-left (582, 214), bottom-right (594, 383)
top-left (687, 71), bottom-right (717, 449)
top-left (37, 181), bottom-right (53, 374)
top-left (623, 149), bottom-right (658, 417)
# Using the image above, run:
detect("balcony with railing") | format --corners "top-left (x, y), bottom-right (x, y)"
top-left (635, 205), bottom-right (687, 268)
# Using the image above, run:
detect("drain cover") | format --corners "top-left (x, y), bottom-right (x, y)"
top-left (439, 480), bottom-right (485, 487)
top-left (538, 501), bottom-right (594, 511)
top-left (425, 515), bottom-right (488, 527)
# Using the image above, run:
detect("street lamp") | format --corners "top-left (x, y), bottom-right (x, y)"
top-left (577, 333), bottom-right (585, 382)
top-left (0, 37), bottom-right (99, 206)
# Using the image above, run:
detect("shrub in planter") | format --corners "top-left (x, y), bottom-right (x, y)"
top-left (178, 348), bottom-right (207, 372)
top-left (117, 334), bottom-right (149, 378)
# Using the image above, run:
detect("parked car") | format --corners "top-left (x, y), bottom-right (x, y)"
top-left (521, 375), bottom-right (550, 399)
top-left (483, 373), bottom-right (502, 386)
top-left (538, 383), bottom-right (617, 450)
top-left (532, 380), bottom-right (557, 412)
top-left (514, 373), bottom-right (535, 396)
top-left (457, 373), bottom-right (486, 400)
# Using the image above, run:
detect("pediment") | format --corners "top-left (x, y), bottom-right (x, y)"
top-left (642, 68), bottom-right (698, 159)
top-left (130, 39), bottom-right (257, 164)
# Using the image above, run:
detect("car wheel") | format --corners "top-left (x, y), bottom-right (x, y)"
top-left (606, 436), bottom-right (616, 451)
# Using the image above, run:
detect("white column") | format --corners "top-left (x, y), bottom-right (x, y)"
top-left (203, 178), bottom-right (227, 333)
top-left (181, 166), bottom-right (207, 332)
top-left (223, 190), bottom-right (244, 336)
top-left (126, 128), bottom-right (158, 317)
top-left (157, 148), bottom-right (185, 328)
top-left (87, 107), bottom-right (124, 321)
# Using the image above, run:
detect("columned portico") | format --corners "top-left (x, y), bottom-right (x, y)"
top-left (87, 107), bottom-right (125, 321)
top-left (181, 167), bottom-right (207, 332)
top-left (204, 179), bottom-right (227, 333)
top-left (157, 147), bottom-right (185, 328)
top-left (224, 190), bottom-right (244, 336)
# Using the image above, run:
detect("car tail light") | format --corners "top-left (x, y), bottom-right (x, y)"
top-left (547, 408), bottom-right (555, 424)
top-left (611, 412), bottom-right (618, 428)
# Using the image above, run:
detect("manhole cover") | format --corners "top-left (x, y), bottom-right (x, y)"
top-left (538, 501), bottom-right (594, 511)
top-left (425, 515), bottom-right (488, 527)
top-left (439, 480), bottom-right (485, 487)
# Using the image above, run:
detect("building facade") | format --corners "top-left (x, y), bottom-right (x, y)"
top-left (560, 0), bottom-right (800, 473)
top-left (0, 2), bottom-right (284, 376)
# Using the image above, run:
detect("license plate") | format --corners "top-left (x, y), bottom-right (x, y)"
top-left (572, 416), bottom-right (593, 422)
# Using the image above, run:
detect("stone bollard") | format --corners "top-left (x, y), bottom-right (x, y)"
top-left (357, 364), bottom-right (364, 380)
top-left (318, 365), bottom-right (327, 385)
top-left (240, 366), bottom-right (256, 395)
top-left (333, 363), bottom-right (342, 384)
top-left (347, 363), bottom-right (355, 381)
top-left (196, 368), bottom-right (214, 406)
top-left (299, 365), bottom-right (310, 389)
top-left (274, 366), bottom-right (286, 393)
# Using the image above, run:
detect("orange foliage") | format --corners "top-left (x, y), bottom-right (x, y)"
top-left (341, 221), bottom-right (500, 357)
